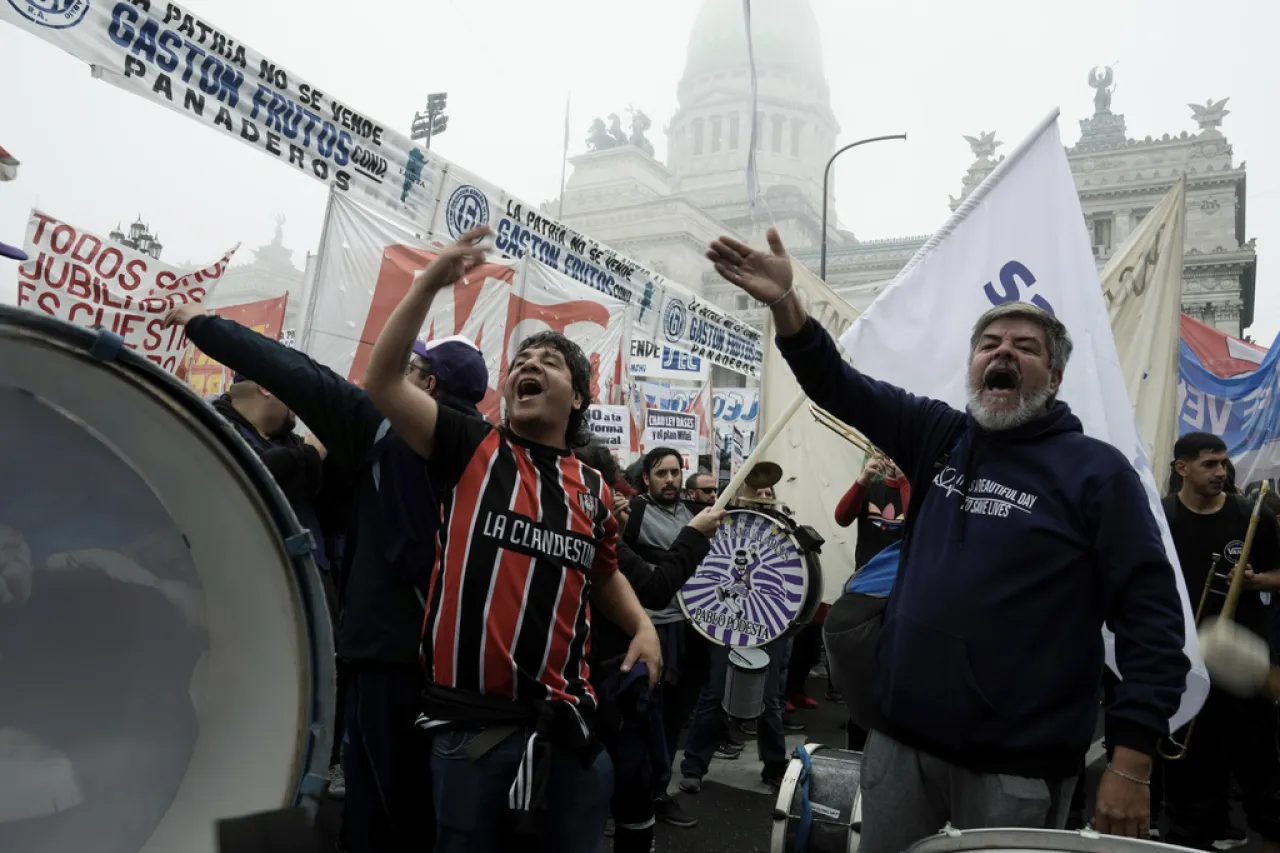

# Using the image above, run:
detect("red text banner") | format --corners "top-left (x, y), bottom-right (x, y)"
top-left (183, 295), bottom-right (289, 396)
top-left (351, 248), bottom-right (625, 422)
top-left (17, 209), bottom-right (237, 375)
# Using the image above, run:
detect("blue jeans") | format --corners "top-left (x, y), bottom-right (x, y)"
top-left (680, 637), bottom-right (791, 779)
top-left (431, 726), bottom-right (613, 853)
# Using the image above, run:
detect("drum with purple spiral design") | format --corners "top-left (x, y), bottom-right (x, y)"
top-left (678, 508), bottom-right (821, 648)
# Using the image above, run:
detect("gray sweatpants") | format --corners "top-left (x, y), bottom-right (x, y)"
top-left (858, 730), bottom-right (1076, 853)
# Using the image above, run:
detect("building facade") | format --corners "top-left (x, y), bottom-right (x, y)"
top-left (203, 215), bottom-right (310, 333)
top-left (549, 0), bottom-right (1258, 385)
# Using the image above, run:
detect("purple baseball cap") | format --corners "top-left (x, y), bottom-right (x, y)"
top-left (412, 335), bottom-right (488, 403)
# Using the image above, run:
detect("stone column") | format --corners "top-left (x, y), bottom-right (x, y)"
top-left (1214, 300), bottom-right (1243, 338)
top-left (1114, 208), bottom-right (1134, 244)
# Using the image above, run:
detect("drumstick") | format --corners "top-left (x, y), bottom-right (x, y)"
top-left (1199, 616), bottom-right (1280, 699)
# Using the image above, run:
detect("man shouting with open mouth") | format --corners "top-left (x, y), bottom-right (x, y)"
top-left (709, 226), bottom-right (1191, 851)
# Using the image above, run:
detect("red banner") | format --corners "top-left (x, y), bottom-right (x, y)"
top-left (183, 295), bottom-right (289, 397)
top-left (1180, 313), bottom-right (1267, 378)
top-left (348, 245), bottom-right (625, 422)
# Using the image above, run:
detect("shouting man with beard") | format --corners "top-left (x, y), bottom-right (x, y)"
top-left (707, 229), bottom-right (1190, 852)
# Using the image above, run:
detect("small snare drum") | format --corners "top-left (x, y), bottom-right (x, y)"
top-left (723, 646), bottom-right (771, 720)
top-left (771, 743), bottom-right (863, 853)
top-left (905, 826), bottom-right (1188, 853)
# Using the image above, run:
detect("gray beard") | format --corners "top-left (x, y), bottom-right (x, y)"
top-left (966, 381), bottom-right (1054, 431)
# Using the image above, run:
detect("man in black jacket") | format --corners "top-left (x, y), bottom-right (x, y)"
top-left (212, 376), bottom-right (327, 566)
top-left (165, 303), bottom-right (489, 853)
top-left (575, 440), bottom-right (723, 853)
top-left (622, 447), bottom-right (709, 828)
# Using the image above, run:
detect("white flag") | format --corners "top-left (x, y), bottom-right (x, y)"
top-left (838, 110), bottom-right (1207, 731)
top-left (1101, 177), bottom-right (1186, 490)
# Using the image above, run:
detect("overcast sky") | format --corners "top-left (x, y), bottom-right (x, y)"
top-left (3, 0), bottom-right (1278, 338)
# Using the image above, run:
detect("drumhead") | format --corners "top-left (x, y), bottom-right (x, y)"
top-left (679, 509), bottom-right (810, 648)
top-left (0, 307), bottom-right (335, 853)
top-left (906, 827), bottom-right (1188, 853)
top-left (729, 647), bottom-right (771, 671)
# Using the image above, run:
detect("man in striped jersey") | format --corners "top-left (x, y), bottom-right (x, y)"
top-left (364, 226), bottom-right (661, 853)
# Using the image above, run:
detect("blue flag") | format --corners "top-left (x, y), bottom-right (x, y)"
top-left (1177, 330), bottom-right (1280, 487)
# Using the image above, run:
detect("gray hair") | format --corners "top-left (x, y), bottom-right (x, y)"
top-left (968, 302), bottom-right (1073, 372)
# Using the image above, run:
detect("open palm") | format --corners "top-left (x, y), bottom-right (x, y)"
top-left (706, 227), bottom-right (794, 304)
top-left (421, 225), bottom-right (492, 287)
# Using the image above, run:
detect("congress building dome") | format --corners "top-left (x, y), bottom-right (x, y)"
top-left (683, 0), bottom-right (826, 83)
top-left (668, 0), bottom-right (838, 249)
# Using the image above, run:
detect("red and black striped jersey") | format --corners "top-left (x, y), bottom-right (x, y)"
top-left (423, 406), bottom-right (618, 709)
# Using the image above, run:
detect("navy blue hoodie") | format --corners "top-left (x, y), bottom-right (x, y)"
top-left (185, 314), bottom-right (478, 665)
top-left (779, 317), bottom-right (1189, 779)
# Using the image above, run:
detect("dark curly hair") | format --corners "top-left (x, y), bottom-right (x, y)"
top-left (573, 438), bottom-right (619, 486)
top-left (511, 330), bottom-right (594, 448)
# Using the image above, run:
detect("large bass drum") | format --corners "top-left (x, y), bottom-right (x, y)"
top-left (679, 507), bottom-right (823, 648)
top-left (905, 827), bottom-right (1188, 853)
top-left (771, 743), bottom-right (862, 853)
top-left (0, 307), bottom-right (335, 853)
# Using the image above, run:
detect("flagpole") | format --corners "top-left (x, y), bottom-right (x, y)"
top-left (716, 309), bottom-right (862, 512)
top-left (557, 93), bottom-right (571, 220)
top-left (711, 388), bottom-right (807, 512)
top-left (299, 187), bottom-right (338, 353)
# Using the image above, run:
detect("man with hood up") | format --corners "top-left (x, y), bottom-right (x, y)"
top-left (165, 304), bottom-right (489, 853)
top-left (705, 228), bottom-right (1191, 851)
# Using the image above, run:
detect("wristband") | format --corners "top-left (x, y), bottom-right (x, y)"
top-left (1105, 763), bottom-right (1151, 785)
top-left (767, 285), bottom-right (796, 308)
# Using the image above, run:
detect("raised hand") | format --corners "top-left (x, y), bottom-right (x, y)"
top-left (706, 227), bottom-right (794, 304)
top-left (162, 301), bottom-right (209, 329)
top-left (418, 225), bottom-right (492, 291)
